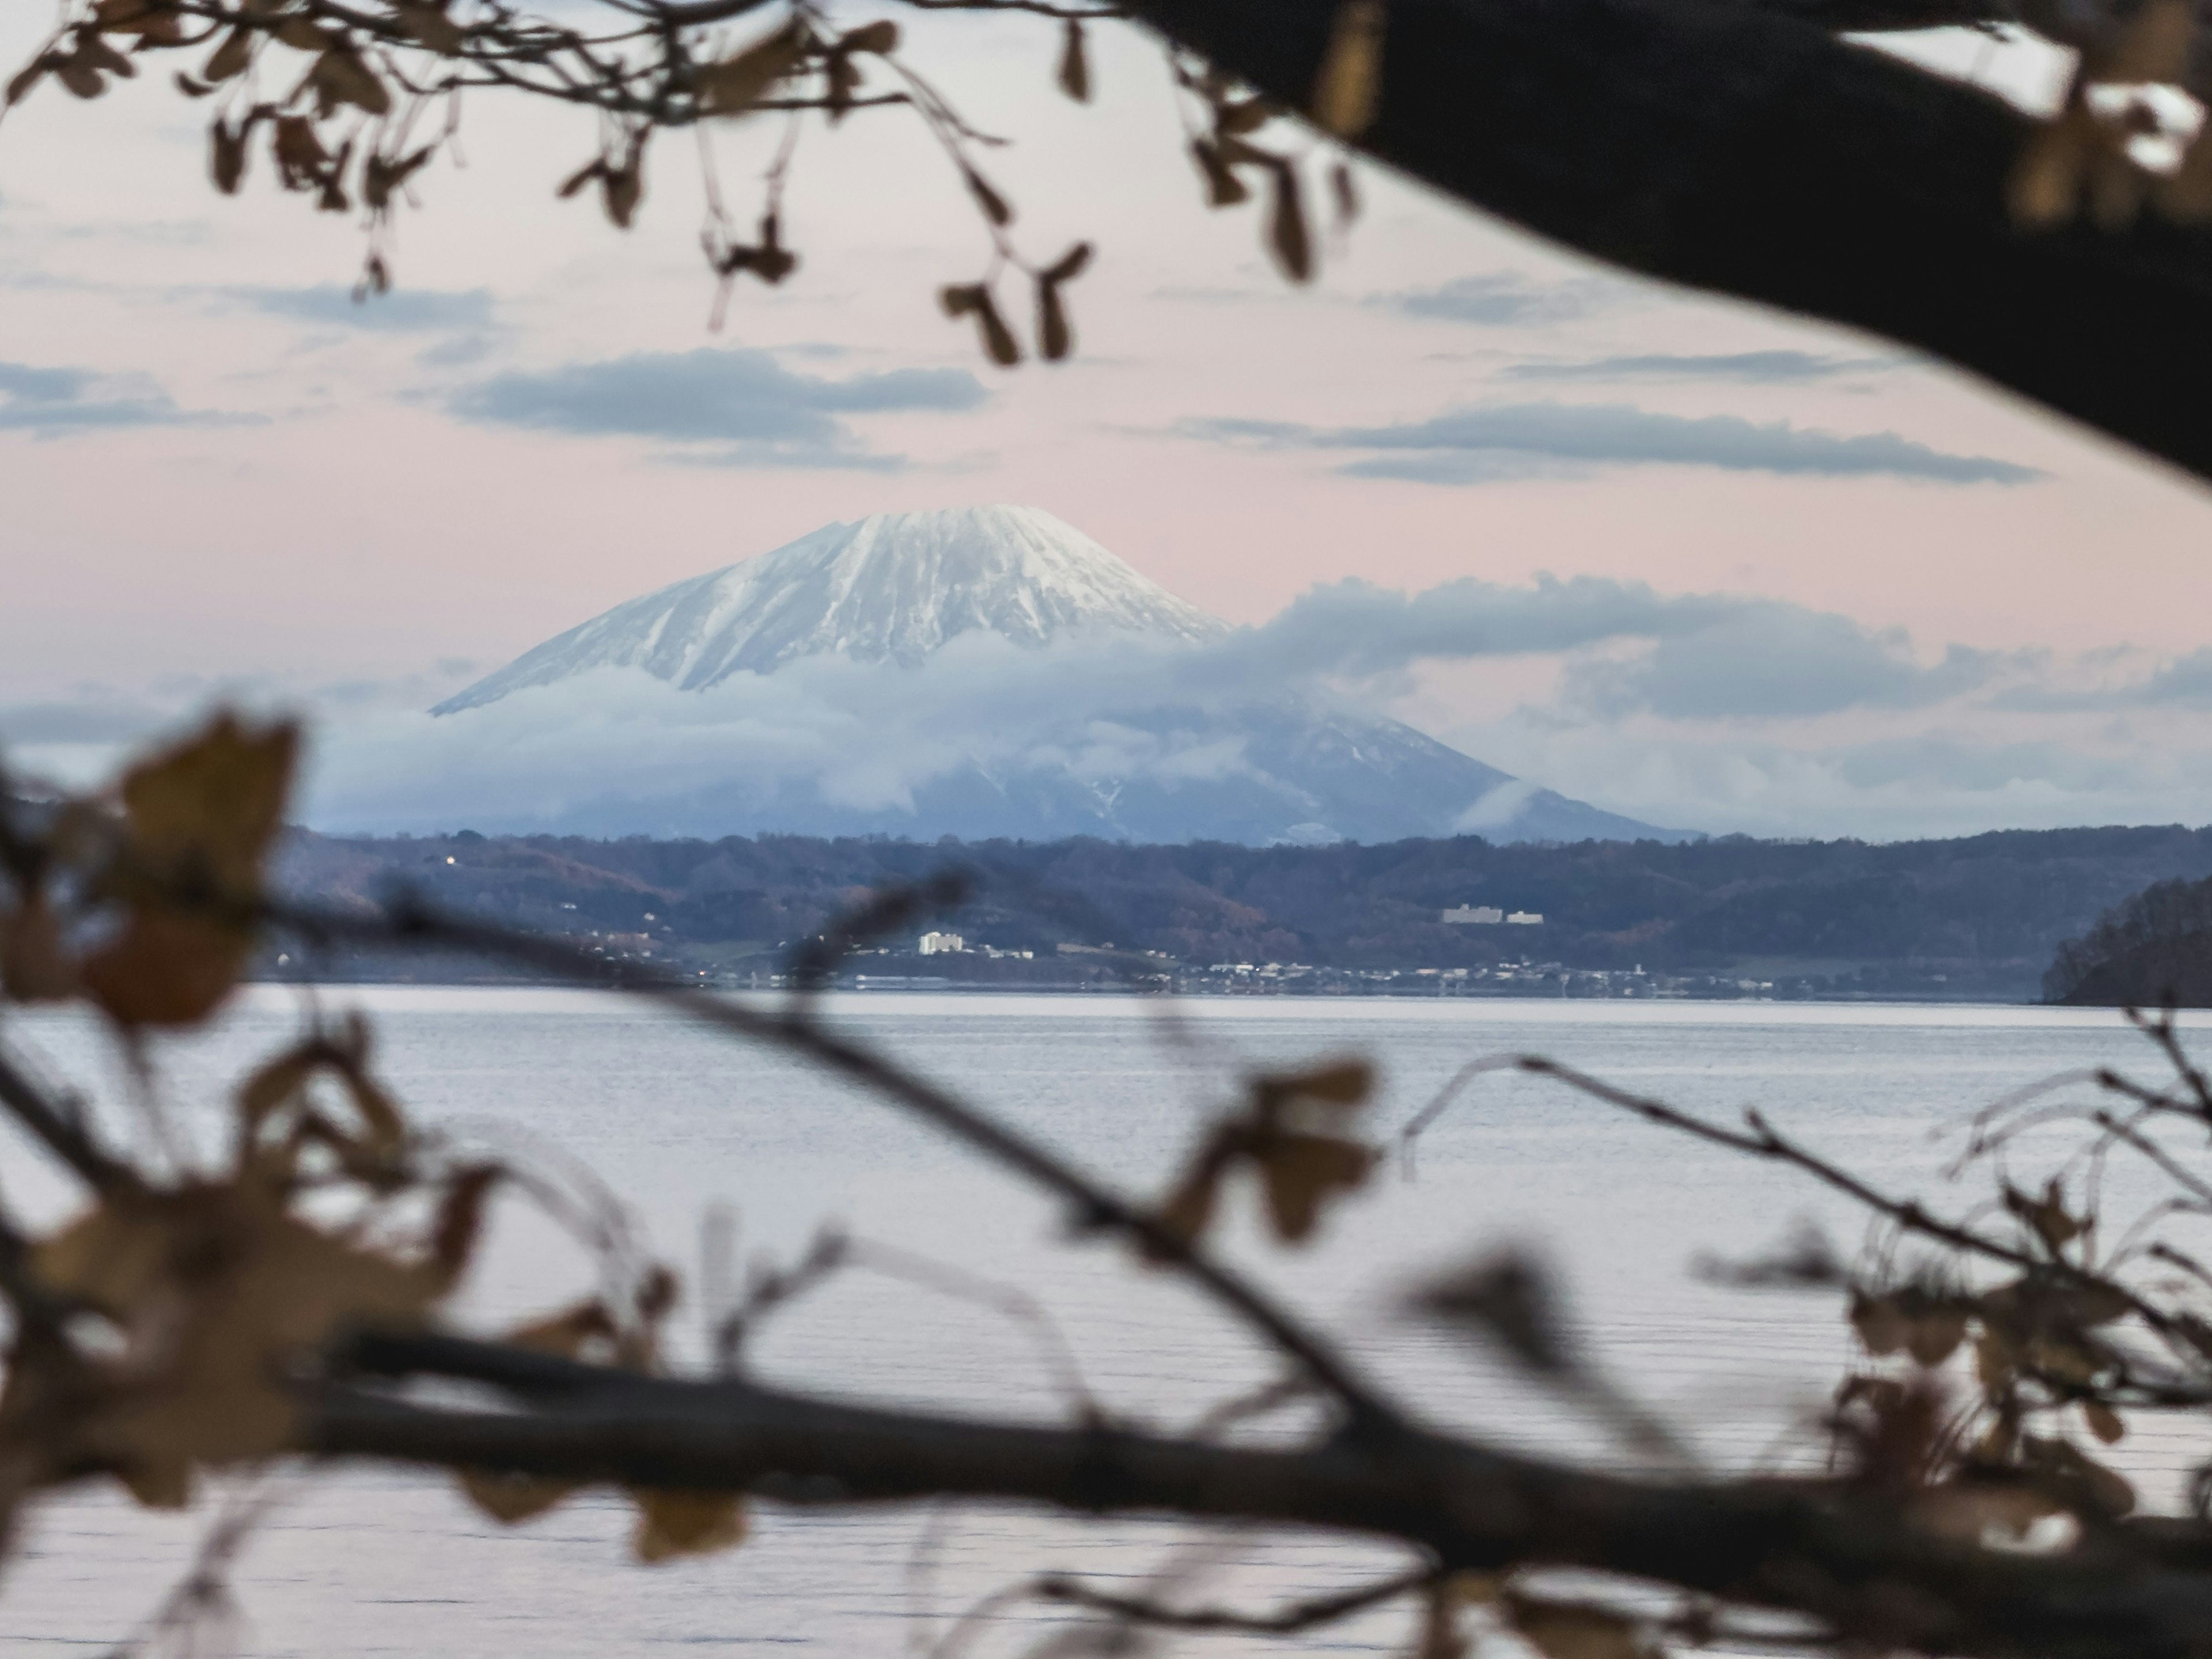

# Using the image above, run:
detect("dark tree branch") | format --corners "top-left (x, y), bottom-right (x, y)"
top-left (316, 1327), bottom-right (2212, 1659)
top-left (1128, 0), bottom-right (2212, 487)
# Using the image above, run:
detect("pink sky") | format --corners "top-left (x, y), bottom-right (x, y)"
top-left (3, 10), bottom-right (2210, 837)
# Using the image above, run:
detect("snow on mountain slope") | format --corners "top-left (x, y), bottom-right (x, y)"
top-left (402, 506), bottom-right (1687, 846)
top-left (435, 506), bottom-right (1222, 713)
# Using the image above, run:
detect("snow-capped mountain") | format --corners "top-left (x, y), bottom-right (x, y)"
top-left (435, 506), bottom-right (1222, 713)
top-left (416, 506), bottom-right (1684, 846)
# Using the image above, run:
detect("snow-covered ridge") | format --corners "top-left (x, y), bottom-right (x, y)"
top-left (434, 506), bottom-right (1225, 713)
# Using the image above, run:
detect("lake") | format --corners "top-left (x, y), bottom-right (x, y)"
top-left (5, 991), bottom-right (2205, 1656)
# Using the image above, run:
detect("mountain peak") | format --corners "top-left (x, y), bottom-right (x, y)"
top-left (434, 505), bottom-right (1224, 714)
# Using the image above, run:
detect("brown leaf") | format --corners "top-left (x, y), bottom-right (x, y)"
top-left (79, 714), bottom-right (296, 1027)
top-left (631, 1488), bottom-right (748, 1562)
top-left (275, 16), bottom-right (334, 52)
top-left (1912, 1478), bottom-right (2065, 1542)
top-left (1415, 1250), bottom-right (1570, 1372)
top-left (963, 165), bottom-right (1013, 228)
top-left (1905, 1305), bottom-right (1968, 1367)
top-left (556, 157), bottom-right (604, 199)
top-left (2084, 1399), bottom-right (2126, 1445)
top-left (839, 20), bottom-right (899, 55)
top-left (1256, 1130), bottom-right (1371, 1242)
top-left (602, 148), bottom-right (644, 230)
top-left (974, 286), bottom-right (1021, 366)
top-left (2021, 1433), bottom-right (2135, 1516)
top-left (272, 114), bottom-right (331, 190)
top-left (56, 61), bottom-right (107, 99)
top-left (365, 143), bottom-right (435, 212)
top-left (6, 58), bottom-right (50, 107)
top-left (694, 20), bottom-right (809, 117)
top-left (1330, 160), bottom-right (1360, 228)
top-left (1216, 97), bottom-right (1272, 137)
top-left (1189, 138), bottom-right (1249, 207)
top-left (2, 894), bottom-right (77, 1001)
top-left (312, 47), bottom-right (390, 117)
top-left (1037, 279), bottom-right (1072, 362)
top-left (1266, 162), bottom-right (1313, 282)
top-left (210, 117), bottom-right (247, 193)
top-left (202, 26), bottom-right (252, 82)
top-left (2013, 1179), bottom-right (2088, 1252)
top-left (1507, 1596), bottom-right (1649, 1659)
top-left (1041, 241), bottom-right (1093, 285)
top-left (1312, 0), bottom-right (1385, 138)
top-left (1152, 1127), bottom-right (1235, 1252)
top-left (1851, 1293), bottom-right (1908, 1357)
top-left (460, 1468), bottom-right (577, 1524)
top-left (1264, 1058), bottom-right (1372, 1107)
top-left (1057, 17), bottom-right (1090, 103)
top-left (391, 0), bottom-right (467, 55)
top-left (31, 1182), bottom-right (450, 1506)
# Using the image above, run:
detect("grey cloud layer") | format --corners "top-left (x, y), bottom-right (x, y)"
top-left (1370, 274), bottom-right (1614, 325)
top-left (449, 347), bottom-right (987, 468)
top-left (1499, 351), bottom-right (1895, 384)
top-left (235, 285), bottom-right (495, 332)
top-left (0, 362), bottom-right (235, 435)
top-left (1226, 577), bottom-right (2004, 719)
top-left (1181, 402), bottom-right (2039, 484)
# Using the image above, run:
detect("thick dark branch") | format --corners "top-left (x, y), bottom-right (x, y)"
top-left (315, 1329), bottom-right (2212, 1659)
top-left (1130, 0), bottom-right (2212, 487)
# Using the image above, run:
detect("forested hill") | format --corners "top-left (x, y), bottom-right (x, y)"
top-left (280, 823), bottom-right (2212, 999)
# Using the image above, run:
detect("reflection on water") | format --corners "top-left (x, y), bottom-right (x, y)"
top-left (5, 993), bottom-right (2205, 1654)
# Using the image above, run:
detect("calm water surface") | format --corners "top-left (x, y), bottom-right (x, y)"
top-left (5, 992), bottom-right (2205, 1655)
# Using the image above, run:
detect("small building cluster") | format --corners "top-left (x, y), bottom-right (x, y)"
top-left (1441, 904), bottom-right (1543, 926)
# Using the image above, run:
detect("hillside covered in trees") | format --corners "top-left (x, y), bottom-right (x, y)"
top-left (279, 823), bottom-right (2212, 1000)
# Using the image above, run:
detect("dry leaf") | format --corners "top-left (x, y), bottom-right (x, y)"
top-left (695, 20), bottom-right (809, 117)
top-left (1038, 280), bottom-right (1072, 362)
top-left (312, 47), bottom-right (391, 116)
top-left (6, 58), bottom-right (50, 106)
top-left (2, 894), bottom-right (77, 1001)
top-left (1057, 17), bottom-right (1090, 103)
top-left (203, 26), bottom-right (253, 82)
top-left (79, 714), bottom-right (297, 1027)
top-left (631, 1488), bottom-right (748, 1561)
top-left (1508, 1596), bottom-right (1649, 1659)
top-left (31, 1183), bottom-right (450, 1507)
top-left (1256, 1130), bottom-right (1371, 1241)
top-left (1190, 138), bottom-right (1249, 207)
top-left (391, 0), bottom-right (467, 55)
top-left (1266, 162), bottom-right (1313, 282)
top-left (1415, 1250), bottom-right (1570, 1373)
top-left (602, 148), bottom-right (644, 229)
top-left (1330, 160), bottom-right (1360, 227)
top-left (1312, 0), bottom-right (1385, 138)
top-left (2084, 1399), bottom-right (2126, 1444)
top-left (210, 118), bottom-right (248, 193)
top-left (963, 166), bottom-right (1013, 228)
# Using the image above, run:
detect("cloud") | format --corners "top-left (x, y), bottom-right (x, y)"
top-left (1563, 610), bottom-right (2001, 720)
top-left (1180, 400), bottom-right (2039, 484)
top-left (0, 361), bottom-right (239, 435)
top-left (232, 285), bottom-right (495, 332)
top-left (1499, 351), bottom-right (1895, 384)
top-left (1369, 274), bottom-right (1612, 325)
top-left (448, 348), bottom-right (988, 468)
top-left (1211, 575), bottom-right (2010, 720)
